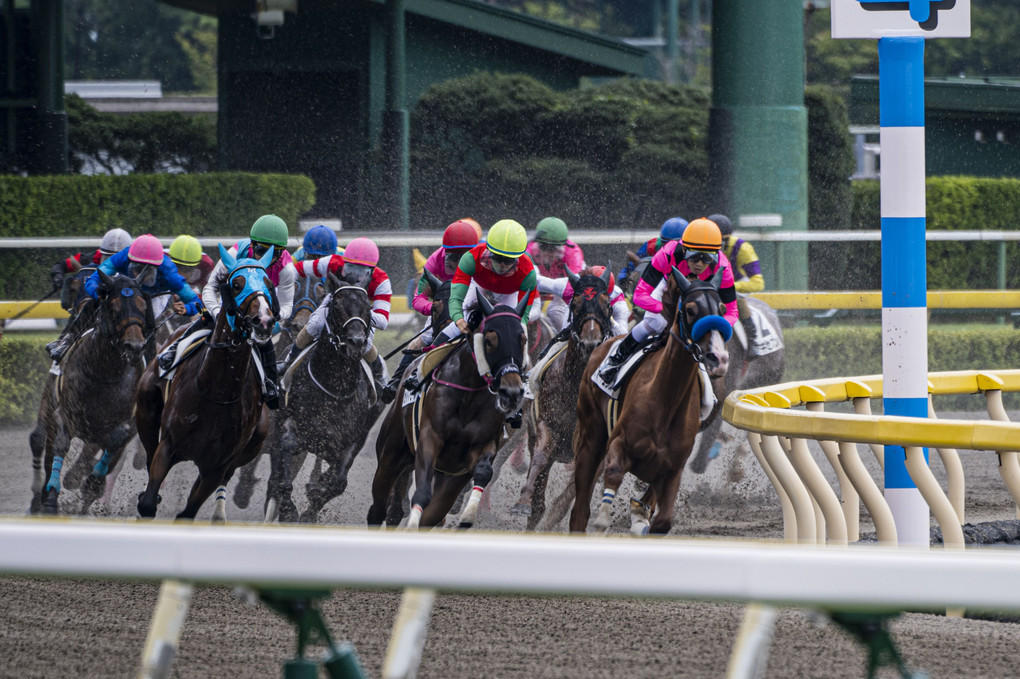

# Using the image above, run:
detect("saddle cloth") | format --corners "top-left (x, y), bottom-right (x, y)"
top-left (159, 329), bottom-right (212, 380)
top-left (399, 341), bottom-right (461, 409)
top-left (734, 305), bottom-right (783, 357)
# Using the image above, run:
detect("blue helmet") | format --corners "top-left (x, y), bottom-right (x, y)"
top-left (659, 217), bottom-right (689, 242)
top-left (302, 225), bottom-right (338, 257)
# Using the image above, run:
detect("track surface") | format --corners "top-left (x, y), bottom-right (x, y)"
top-left (3, 408), bottom-right (1020, 678)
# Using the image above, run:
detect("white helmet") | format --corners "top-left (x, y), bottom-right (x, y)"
top-left (100, 228), bottom-right (132, 255)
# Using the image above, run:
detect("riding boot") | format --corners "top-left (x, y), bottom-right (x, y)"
top-left (157, 313), bottom-right (211, 372)
top-left (380, 350), bottom-right (417, 404)
top-left (258, 340), bottom-right (280, 410)
top-left (599, 332), bottom-right (640, 380)
top-left (46, 299), bottom-right (96, 362)
top-left (742, 316), bottom-right (760, 359)
top-left (369, 354), bottom-right (387, 392)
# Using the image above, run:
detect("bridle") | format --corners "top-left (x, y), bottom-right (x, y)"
top-left (319, 285), bottom-right (370, 351)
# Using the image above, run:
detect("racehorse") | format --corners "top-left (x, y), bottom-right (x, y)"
top-left (29, 272), bottom-right (152, 515)
top-left (368, 294), bottom-right (528, 529)
top-left (262, 277), bottom-right (385, 523)
top-left (510, 266), bottom-right (614, 530)
top-left (570, 269), bottom-right (731, 535)
top-left (688, 296), bottom-right (785, 474)
top-left (232, 270), bottom-right (326, 509)
top-left (134, 245), bottom-right (275, 521)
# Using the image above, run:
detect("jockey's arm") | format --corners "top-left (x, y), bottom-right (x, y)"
top-left (717, 260), bottom-right (740, 326)
top-left (733, 241), bottom-right (765, 293)
top-left (609, 287), bottom-right (630, 335)
top-left (201, 256), bottom-right (231, 317)
top-left (275, 263), bottom-right (296, 322)
top-left (536, 273), bottom-right (569, 299)
top-left (517, 270), bottom-right (538, 325)
top-left (84, 250), bottom-right (127, 299)
top-left (448, 251), bottom-right (476, 323)
top-left (631, 247), bottom-right (671, 314)
top-left (157, 257), bottom-right (200, 314)
top-left (412, 248), bottom-right (445, 317)
top-left (369, 272), bottom-right (392, 330)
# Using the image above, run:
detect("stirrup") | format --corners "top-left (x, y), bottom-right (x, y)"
top-left (263, 380), bottom-right (280, 410)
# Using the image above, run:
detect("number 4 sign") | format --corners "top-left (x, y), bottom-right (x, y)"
top-left (831, 0), bottom-right (970, 38)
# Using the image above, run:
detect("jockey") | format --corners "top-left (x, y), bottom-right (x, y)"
top-left (292, 224), bottom-right (343, 262)
top-left (284, 237), bottom-right (392, 395)
top-left (433, 219), bottom-right (539, 348)
top-left (617, 217), bottom-right (687, 283)
top-left (165, 235), bottom-right (214, 315)
top-left (157, 215), bottom-right (295, 409)
top-left (526, 217), bottom-right (585, 330)
top-left (536, 266), bottom-right (630, 338)
top-left (51, 228), bottom-right (132, 311)
top-left (46, 234), bottom-right (200, 362)
top-left (380, 220), bottom-right (479, 403)
top-left (600, 218), bottom-right (737, 380)
top-left (709, 213), bottom-right (766, 357)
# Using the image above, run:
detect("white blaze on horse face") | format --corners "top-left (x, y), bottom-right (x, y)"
top-left (250, 296), bottom-right (274, 342)
top-left (707, 330), bottom-right (729, 377)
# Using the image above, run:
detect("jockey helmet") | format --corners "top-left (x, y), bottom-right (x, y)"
top-left (589, 265), bottom-right (615, 291)
top-left (459, 218), bottom-right (484, 242)
top-left (659, 218), bottom-right (688, 242)
top-left (100, 228), bottom-right (132, 255)
top-left (681, 218), bottom-right (723, 252)
top-left (486, 220), bottom-right (527, 259)
top-left (707, 213), bottom-right (733, 236)
top-left (443, 220), bottom-right (480, 250)
top-left (169, 235), bottom-right (203, 267)
top-left (535, 217), bottom-right (568, 245)
top-left (302, 225), bottom-right (338, 257)
top-left (343, 237), bottom-right (380, 266)
top-left (127, 234), bottom-right (165, 265)
top-left (249, 214), bottom-right (289, 248)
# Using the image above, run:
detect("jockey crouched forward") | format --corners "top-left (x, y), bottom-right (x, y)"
top-left (47, 234), bottom-right (199, 363)
top-left (157, 215), bottom-right (295, 409)
top-left (429, 219), bottom-right (539, 425)
top-left (600, 218), bottom-right (738, 381)
top-left (282, 237), bottom-right (392, 396)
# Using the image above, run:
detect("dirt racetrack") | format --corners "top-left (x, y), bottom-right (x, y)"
top-left (4, 404), bottom-right (1020, 678)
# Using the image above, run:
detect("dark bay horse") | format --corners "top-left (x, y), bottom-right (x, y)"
top-left (510, 267), bottom-right (614, 530)
top-left (135, 245), bottom-right (276, 521)
top-left (263, 281), bottom-right (385, 523)
top-left (29, 272), bottom-right (151, 515)
top-left (571, 270), bottom-right (731, 535)
top-left (368, 294), bottom-right (528, 529)
top-left (689, 295), bottom-right (785, 474)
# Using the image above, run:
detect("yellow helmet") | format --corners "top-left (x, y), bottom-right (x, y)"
top-left (485, 219), bottom-right (527, 258)
top-left (681, 218), bottom-right (723, 252)
top-left (168, 235), bottom-right (203, 267)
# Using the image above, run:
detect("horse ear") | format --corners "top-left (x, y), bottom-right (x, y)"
top-left (258, 246), bottom-right (275, 269)
top-left (98, 269), bottom-right (115, 289)
top-left (514, 294), bottom-right (529, 318)
top-left (328, 272), bottom-right (343, 292)
top-left (218, 244), bottom-right (236, 271)
top-left (421, 267), bottom-right (442, 293)
top-left (565, 268), bottom-right (580, 286)
top-left (599, 263), bottom-right (612, 287)
top-left (671, 266), bottom-right (691, 292)
top-left (477, 293), bottom-right (495, 317)
top-left (709, 268), bottom-right (724, 289)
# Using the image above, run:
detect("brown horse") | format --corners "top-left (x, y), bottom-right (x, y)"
top-left (368, 294), bottom-right (528, 529)
top-left (571, 269), bottom-right (730, 535)
top-left (29, 271), bottom-right (151, 515)
top-left (510, 267), bottom-right (614, 530)
top-left (135, 245), bottom-right (276, 520)
top-left (263, 281), bottom-right (384, 523)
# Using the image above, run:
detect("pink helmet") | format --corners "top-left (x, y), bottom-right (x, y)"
top-left (127, 234), bottom-right (165, 265)
top-left (343, 237), bottom-right (380, 266)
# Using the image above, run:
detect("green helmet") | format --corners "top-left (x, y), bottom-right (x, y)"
top-left (249, 214), bottom-right (289, 247)
top-left (535, 217), bottom-right (568, 245)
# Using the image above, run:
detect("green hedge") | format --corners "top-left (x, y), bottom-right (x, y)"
top-left (0, 334), bottom-right (51, 425)
top-left (0, 172), bottom-right (316, 298)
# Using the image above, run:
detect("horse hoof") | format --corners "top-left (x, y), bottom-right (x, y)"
top-left (29, 494), bottom-right (42, 515)
top-left (233, 481), bottom-right (256, 510)
top-left (81, 474), bottom-right (106, 502)
top-left (457, 520), bottom-right (474, 530)
top-left (278, 500), bottom-right (299, 523)
top-left (41, 489), bottom-right (60, 515)
top-left (689, 452), bottom-right (708, 475)
top-left (298, 511), bottom-right (318, 524)
top-left (629, 521), bottom-right (650, 536)
top-left (132, 448), bottom-right (146, 470)
top-left (509, 502), bottom-right (532, 517)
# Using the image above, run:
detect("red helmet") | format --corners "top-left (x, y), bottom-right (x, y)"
top-left (442, 220), bottom-right (480, 250)
top-left (589, 265), bottom-right (615, 291)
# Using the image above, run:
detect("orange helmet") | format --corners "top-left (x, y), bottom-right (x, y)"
top-left (459, 218), bottom-right (483, 242)
top-left (681, 218), bottom-right (723, 252)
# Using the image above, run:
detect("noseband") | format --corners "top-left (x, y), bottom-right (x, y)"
top-left (321, 285), bottom-right (370, 351)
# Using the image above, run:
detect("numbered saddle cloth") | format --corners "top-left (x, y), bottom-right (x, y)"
top-left (735, 305), bottom-right (783, 357)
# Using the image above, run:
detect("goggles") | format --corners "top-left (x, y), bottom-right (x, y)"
top-left (342, 262), bottom-right (373, 287)
top-left (251, 241), bottom-right (277, 259)
top-left (490, 254), bottom-right (517, 275)
top-left (129, 263), bottom-right (158, 286)
top-left (684, 249), bottom-right (718, 267)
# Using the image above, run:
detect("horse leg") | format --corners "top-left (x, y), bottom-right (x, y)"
top-left (648, 472), bottom-right (684, 535)
top-left (422, 474), bottom-right (470, 528)
top-left (232, 458), bottom-right (260, 510)
top-left (211, 485), bottom-right (229, 524)
top-left (386, 465), bottom-right (413, 527)
top-left (134, 370), bottom-right (164, 470)
top-left (525, 453), bottom-right (558, 531)
top-left (63, 440), bottom-right (96, 491)
top-left (458, 447), bottom-right (496, 529)
top-left (513, 422), bottom-right (551, 517)
top-left (507, 426), bottom-right (529, 472)
top-left (81, 423), bottom-right (133, 514)
top-left (689, 413), bottom-right (724, 475)
top-left (265, 423), bottom-right (298, 523)
top-left (407, 430), bottom-right (441, 530)
top-left (569, 423), bottom-right (610, 534)
top-left (29, 412), bottom-right (57, 514)
top-left (138, 437), bottom-right (174, 519)
top-left (593, 438), bottom-right (630, 534)
top-left (177, 467), bottom-right (228, 521)
top-left (41, 421), bottom-right (73, 515)
top-left (300, 450), bottom-right (351, 524)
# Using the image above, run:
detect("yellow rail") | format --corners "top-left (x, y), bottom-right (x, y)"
top-left (723, 369), bottom-right (1020, 550)
top-left (753, 290), bottom-right (1020, 310)
top-left (0, 300), bottom-right (68, 320)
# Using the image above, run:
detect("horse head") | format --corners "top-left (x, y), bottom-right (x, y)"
top-left (217, 243), bottom-right (276, 345)
top-left (95, 270), bottom-right (149, 359)
top-left (324, 274), bottom-right (372, 360)
top-left (421, 268), bottom-right (453, 335)
top-left (475, 293), bottom-right (528, 415)
top-left (565, 265), bottom-right (613, 353)
top-left (669, 267), bottom-right (730, 377)
top-left (289, 270), bottom-right (327, 333)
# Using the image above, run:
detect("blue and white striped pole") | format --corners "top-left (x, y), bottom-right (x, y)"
top-left (879, 36), bottom-right (929, 546)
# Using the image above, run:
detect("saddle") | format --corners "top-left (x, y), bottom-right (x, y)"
top-left (158, 329), bottom-right (212, 380)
